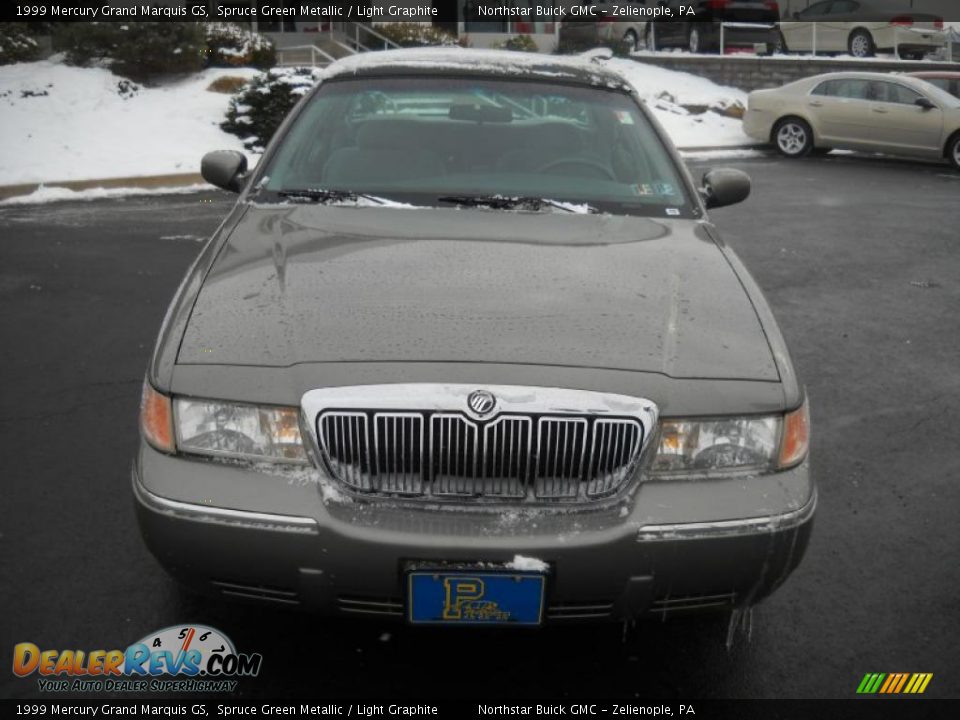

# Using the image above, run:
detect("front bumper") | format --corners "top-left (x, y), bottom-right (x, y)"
top-left (133, 442), bottom-right (815, 622)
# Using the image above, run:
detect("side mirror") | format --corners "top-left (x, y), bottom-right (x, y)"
top-left (792, 11), bottom-right (801, 19)
top-left (915, 96), bottom-right (936, 110)
top-left (701, 168), bottom-right (751, 209)
top-left (201, 150), bottom-right (248, 193)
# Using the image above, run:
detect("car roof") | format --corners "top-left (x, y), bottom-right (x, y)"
top-left (321, 47), bottom-right (632, 92)
top-left (797, 71), bottom-right (936, 89)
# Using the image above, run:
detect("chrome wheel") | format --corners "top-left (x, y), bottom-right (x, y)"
top-left (849, 31), bottom-right (873, 58)
top-left (776, 122), bottom-right (809, 156)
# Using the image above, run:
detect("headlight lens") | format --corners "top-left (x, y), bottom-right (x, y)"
top-left (652, 415), bottom-right (781, 474)
top-left (651, 400), bottom-right (809, 475)
top-left (174, 398), bottom-right (307, 464)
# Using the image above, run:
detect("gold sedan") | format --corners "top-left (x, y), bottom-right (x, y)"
top-left (743, 72), bottom-right (960, 169)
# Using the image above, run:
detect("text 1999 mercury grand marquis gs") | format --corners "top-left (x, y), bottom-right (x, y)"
top-left (134, 49), bottom-right (814, 626)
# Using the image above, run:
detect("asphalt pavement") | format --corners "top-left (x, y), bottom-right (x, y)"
top-left (1, 152), bottom-right (958, 700)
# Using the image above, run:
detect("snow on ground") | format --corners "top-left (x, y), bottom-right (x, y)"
top-left (0, 50), bottom-right (752, 194)
top-left (0, 183), bottom-right (211, 206)
top-left (604, 56), bottom-right (752, 148)
top-left (0, 60), bottom-right (261, 185)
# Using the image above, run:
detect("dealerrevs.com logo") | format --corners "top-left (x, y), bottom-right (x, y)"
top-left (12, 625), bottom-right (261, 693)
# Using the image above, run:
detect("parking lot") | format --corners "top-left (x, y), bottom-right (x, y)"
top-left (1, 152), bottom-right (958, 699)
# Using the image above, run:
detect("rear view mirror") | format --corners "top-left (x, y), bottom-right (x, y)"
top-left (201, 150), bottom-right (248, 193)
top-left (701, 168), bottom-right (751, 209)
top-left (915, 97), bottom-right (936, 110)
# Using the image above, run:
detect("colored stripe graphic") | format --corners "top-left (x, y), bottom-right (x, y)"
top-left (857, 673), bottom-right (933, 694)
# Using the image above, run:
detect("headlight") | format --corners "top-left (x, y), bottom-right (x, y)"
top-left (174, 398), bottom-right (308, 464)
top-left (651, 400), bottom-right (809, 476)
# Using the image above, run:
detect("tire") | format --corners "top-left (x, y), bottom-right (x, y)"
top-left (773, 118), bottom-right (815, 158)
top-left (773, 32), bottom-right (789, 55)
top-left (947, 134), bottom-right (960, 171)
top-left (848, 29), bottom-right (875, 58)
top-left (623, 29), bottom-right (639, 53)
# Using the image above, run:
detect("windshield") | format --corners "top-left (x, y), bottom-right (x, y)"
top-left (258, 76), bottom-right (693, 218)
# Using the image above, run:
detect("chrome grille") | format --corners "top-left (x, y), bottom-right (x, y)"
top-left (317, 416), bottom-right (642, 502)
top-left (305, 385), bottom-right (657, 504)
top-left (587, 419), bottom-right (642, 497)
top-left (319, 412), bottom-right (372, 491)
top-left (374, 412), bottom-right (423, 495)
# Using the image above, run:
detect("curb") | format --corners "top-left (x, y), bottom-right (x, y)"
top-left (680, 144), bottom-right (767, 153)
top-left (0, 172), bottom-right (207, 201)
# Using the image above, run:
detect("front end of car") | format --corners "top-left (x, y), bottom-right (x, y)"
top-left (135, 375), bottom-right (813, 622)
top-left (133, 51), bottom-right (815, 626)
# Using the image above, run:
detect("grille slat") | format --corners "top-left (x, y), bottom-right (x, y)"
top-left (318, 410), bottom-right (644, 502)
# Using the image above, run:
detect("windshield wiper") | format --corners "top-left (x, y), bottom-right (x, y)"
top-left (438, 194), bottom-right (597, 214)
top-left (276, 188), bottom-right (391, 205)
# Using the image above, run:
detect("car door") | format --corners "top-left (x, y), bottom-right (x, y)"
top-left (863, 81), bottom-right (945, 154)
top-left (782, 0), bottom-right (833, 52)
top-left (806, 78), bottom-right (874, 146)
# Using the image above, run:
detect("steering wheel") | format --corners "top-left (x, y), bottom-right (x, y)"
top-left (536, 157), bottom-right (617, 181)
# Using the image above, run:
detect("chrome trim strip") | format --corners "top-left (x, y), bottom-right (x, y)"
top-left (303, 384), bottom-right (659, 419)
top-left (132, 469), bottom-right (319, 535)
top-left (637, 490), bottom-right (817, 540)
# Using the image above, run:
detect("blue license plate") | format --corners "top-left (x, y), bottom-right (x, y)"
top-left (407, 571), bottom-right (546, 626)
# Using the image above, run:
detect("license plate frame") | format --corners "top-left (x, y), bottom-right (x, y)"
top-left (406, 568), bottom-right (547, 626)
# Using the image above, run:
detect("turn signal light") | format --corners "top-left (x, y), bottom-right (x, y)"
top-left (140, 381), bottom-right (174, 453)
top-left (779, 399), bottom-right (810, 469)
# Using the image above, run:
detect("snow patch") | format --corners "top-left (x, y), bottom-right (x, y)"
top-left (0, 62), bottom-right (261, 185)
top-left (0, 183), bottom-right (212, 205)
top-left (506, 554), bottom-right (549, 572)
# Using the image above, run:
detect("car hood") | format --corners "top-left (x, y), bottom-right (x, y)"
top-left (177, 204), bottom-right (779, 382)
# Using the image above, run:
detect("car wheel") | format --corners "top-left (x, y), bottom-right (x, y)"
top-left (688, 26), bottom-right (702, 53)
top-left (774, 118), bottom-right (814, 158)
top-left (623, 29), bottom-right (639, 53)
top-left (773, 31), bottom-right (789, 54)
top-left (848, 29), bottom-right (875, 58)
top-left (948, 134), bottom-right (960, 171)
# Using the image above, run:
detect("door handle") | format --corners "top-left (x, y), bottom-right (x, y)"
top-left (872, 107), bottom-right (889, 114)
top-left (809, 101), bottom-right (824, 107)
